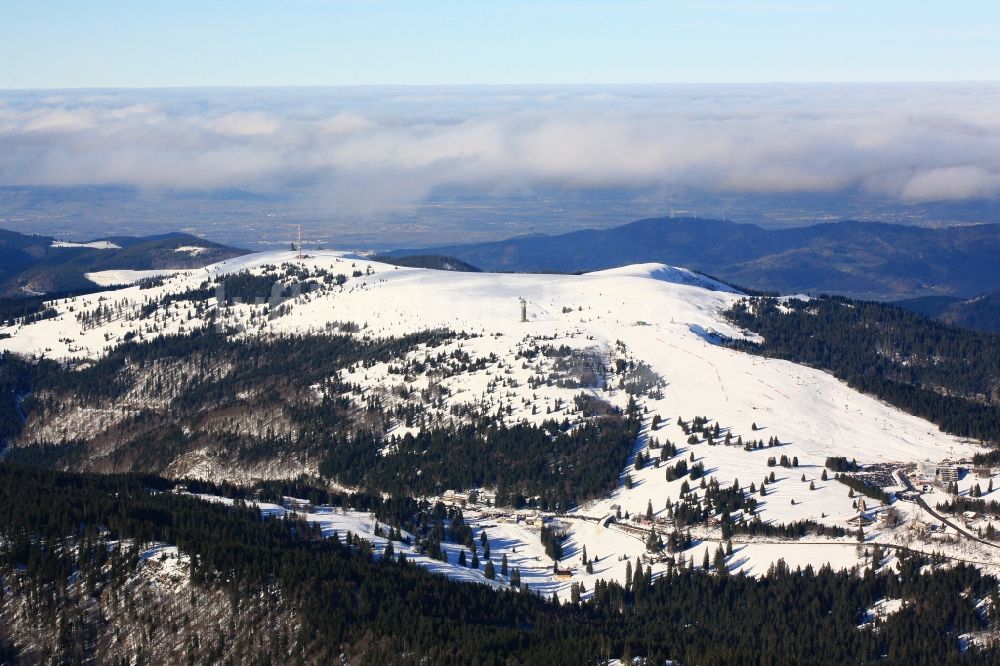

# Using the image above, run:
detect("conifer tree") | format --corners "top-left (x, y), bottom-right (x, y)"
top-left (713, 545), bottom-right (727, 575)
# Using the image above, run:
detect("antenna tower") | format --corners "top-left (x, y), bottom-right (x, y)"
top-left (283, 224), bottom-right (305, 259)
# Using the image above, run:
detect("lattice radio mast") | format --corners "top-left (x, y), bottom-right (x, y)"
top-left (284, 224), bottom-right (304, 259)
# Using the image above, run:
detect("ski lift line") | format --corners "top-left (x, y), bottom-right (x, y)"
top-left (757, 377), bottom-right (791, 400)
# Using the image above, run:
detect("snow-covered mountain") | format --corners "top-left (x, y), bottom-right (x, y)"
top-left (2, 249), bottom-right (997, 591)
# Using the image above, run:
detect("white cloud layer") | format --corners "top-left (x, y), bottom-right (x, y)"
top-left (2, 84), bottom-right (1000, 210)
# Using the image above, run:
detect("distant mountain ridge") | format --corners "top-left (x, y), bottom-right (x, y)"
top-left (370, 254), bottom-right (481, 272)
top-left (388, 217), bottom-right (1000, 300)
top-left (895, 293), bottom-right (1000, 333)
top-left (0, 228), bottom-right (246, 296)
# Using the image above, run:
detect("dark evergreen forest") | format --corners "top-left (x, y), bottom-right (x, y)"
top-left (1, 464), bottom-right (997, 665)
top-left (317, 407), bottom-right (640, 509)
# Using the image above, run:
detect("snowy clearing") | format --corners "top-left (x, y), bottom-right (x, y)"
top-left (51, 239), bottom-right (122, 250)
top-left (173, 245), bottom-right (211, 256)
top-left (84, 268), bottom-right (185, 286)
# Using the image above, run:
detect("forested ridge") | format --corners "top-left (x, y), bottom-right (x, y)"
top-left (724, 296), bottom-right (1000, 442)
top-left (370, 254), bottom-right (481, 272)
top-left (1, 464), bottom-right (997, 665)
top-left (389, 217), bottom-right (1000, 299)
top-left (0, 227), bottom-right (245, 296)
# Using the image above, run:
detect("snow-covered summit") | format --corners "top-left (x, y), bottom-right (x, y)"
top-left (0, 249), bottom-right (974, 471)
top-left (590, 263), bottom-right (740, 294)
top-left (1, 248), bottom-right (995, 581)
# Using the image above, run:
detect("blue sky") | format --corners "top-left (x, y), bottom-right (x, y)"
top-left (2, 1), bottom-right (999, 88)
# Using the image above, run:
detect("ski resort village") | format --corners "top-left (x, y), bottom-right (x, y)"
top-left (2, 248), bottom-right (1000, 606)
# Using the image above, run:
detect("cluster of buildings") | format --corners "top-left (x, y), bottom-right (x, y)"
top-left (916, 461), bottom-right (961, 485)
top-left (439, 489), bottom-right (551, 528)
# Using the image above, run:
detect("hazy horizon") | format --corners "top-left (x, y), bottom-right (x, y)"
top-left (1, 82), bottom-right (999, 249)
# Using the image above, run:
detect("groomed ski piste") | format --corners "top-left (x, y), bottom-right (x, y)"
top-left (3, 249), bottom-right (999, 600)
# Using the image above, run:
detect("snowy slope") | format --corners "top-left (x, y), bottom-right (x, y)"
top-left (2, 248), bottom-right (997, 584)
top-left (0, 247), bottom-right (982, 474)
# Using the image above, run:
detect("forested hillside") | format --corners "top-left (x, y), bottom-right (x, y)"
top-left (1, 327), bottom-right (641, 507)
top-left (1, 328), bottom-right (452, 475)
top-left (1, 464), bottom-right (996, 665)
top-left (896, 292), bottom-right (1000, 333)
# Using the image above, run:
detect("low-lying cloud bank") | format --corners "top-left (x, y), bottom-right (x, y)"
top-left (2, 84), bottom-right (1000, 211)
